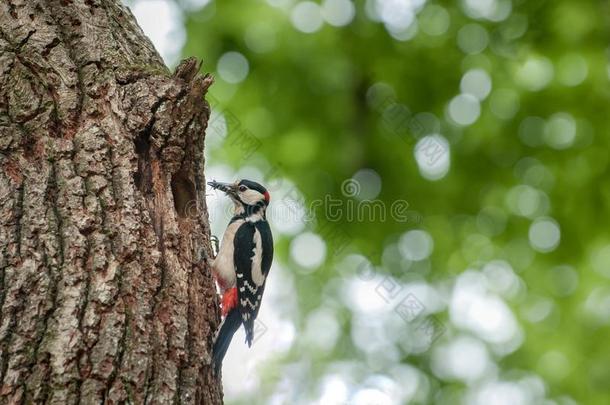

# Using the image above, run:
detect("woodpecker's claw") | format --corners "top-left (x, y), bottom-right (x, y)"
top-left (211, 235), bottom-right (219, 257)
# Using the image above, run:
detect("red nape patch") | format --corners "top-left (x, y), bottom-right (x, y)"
top-left (264, 191), bottom-right (270, 203)
top-left (221, 288), bottom-right (238, 317)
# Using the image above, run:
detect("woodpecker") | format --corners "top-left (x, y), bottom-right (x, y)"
top-left (208, 179), bottom-right (273, 374)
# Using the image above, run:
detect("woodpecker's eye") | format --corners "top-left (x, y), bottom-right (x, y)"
top-left (239, 185), bottom-right (247, 192)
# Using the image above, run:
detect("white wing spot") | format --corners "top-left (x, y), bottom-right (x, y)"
top-left (244, 280), bottom-right (258, 294)
top-left (240, 298), bottom-right (257, 309)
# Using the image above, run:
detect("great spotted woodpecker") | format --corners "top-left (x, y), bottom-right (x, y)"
top-left (208, 179), bottom-right (273, 374)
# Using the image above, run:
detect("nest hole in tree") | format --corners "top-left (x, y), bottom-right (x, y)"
top-left (171, 172), bottom-right (197, 218)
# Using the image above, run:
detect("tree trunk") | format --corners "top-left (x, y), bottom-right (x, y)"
top-left (0, 0), bottom-right (222, 403)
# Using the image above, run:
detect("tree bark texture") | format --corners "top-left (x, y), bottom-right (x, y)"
top-left (0, 0), bottom-right (222, 403)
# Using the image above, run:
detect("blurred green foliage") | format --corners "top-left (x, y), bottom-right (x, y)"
top-left (180, 0), bottom-right (610, 403)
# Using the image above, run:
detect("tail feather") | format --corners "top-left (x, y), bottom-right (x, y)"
top-left (212, 308), bottom-right (242, 375)
top-left (244, 317), bottom-right (254, 347)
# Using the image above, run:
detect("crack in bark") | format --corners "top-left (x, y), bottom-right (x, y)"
top-left (0, 264), bottom-right (5, 351)
top-left (0, 275), bottom-right (27, 392)
top-left (0, 177), bottom-right (26, 389)
top-left (48, 160), bottom-right (65, 267)
top-left (175, 261), bottom-right (195, 405)
top-left (41, 37), bottom-right (60, 57)
top-left (103, 141), bottom-right (119, 261)
top-left (14, 180), bottom-right (24, 258)
top-left (101, 300), bottom-right (128, 404)
top-left (1, 27), bottom-right (61, 134)
top-left (75, 233), bottom-right (93, 403)
top-left (0, 14), bottom-right (64, 133)
top-left (27, 250), bottom-right (58, 404)
top-left (0, 25), bottom-right (34, 51)
top-left (45, 0), bottom-right (86, 131)
top-left (143, 218), bottom-right (168, 404)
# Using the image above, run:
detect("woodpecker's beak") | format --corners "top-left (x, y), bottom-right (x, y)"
top-left (208, 180), bottom-right (238, 198)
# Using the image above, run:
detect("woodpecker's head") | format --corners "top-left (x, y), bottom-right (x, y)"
top-left (208, 179), bottom-right (270, 214)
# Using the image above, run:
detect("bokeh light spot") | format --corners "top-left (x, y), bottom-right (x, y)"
top-left (528, 217), bottom-right (560, 253)
top-left (399, 230), bottom-right (434, 261)
top-left (483, 260), bottom-right (520, 298)
top-left (291, 1), bottom-right (324, 33)
top-left (505, 185), bottom-right (549, 218)
top-left (457, 23), bottom-right (489, 54)
top-left (462, 0), bottom-right (512, 22)
top-left (451, 271), bottom-right (521, 346)
top-left (432, 336), bottom-right (489, 382)
top-left (460, 69), bottom-right (492, 100)
top-left (448, 94), bottom-right (481, 126)
top-left (419, 5), bottom-right (451, 36)
top-left (544, 112), bottom-right (576, 150)
top-left (351, 168), bottom-right (382, 200)
top-left (217, 51), bottom-right (249, 83)
top-left (321, 0), bottom-right (355, 27)
top-left (470, 381), bottom-right (529, 405)
top-left (489, 88), bottom-right (520, 120)
top-left (539, 351), bottom-right (570, 381)
top-left (290, 232), bottom-right (327, 270)
top-left (590, 244), bottom-right (610, 279)
top-left (303, 308), bottom-right (340, 351)
top-left (414, 134), bottom-right (451, 181)
top-left (515, 56), bottom-right (554, 91)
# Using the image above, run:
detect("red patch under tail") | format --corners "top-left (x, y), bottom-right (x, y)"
top-left (221, 287), bottom-right (238, 317)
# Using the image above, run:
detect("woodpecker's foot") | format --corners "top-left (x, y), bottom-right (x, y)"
top-left (221, 288), bottom-right (238, 317)
top-left (211, 235), bottom-right (219, 257)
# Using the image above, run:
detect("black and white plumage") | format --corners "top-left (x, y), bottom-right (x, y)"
top-left (233, 218), bottom-right (273, 342)
top-left (208, 179), bottom-right (273, 374)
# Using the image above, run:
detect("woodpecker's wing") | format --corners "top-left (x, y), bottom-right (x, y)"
top-left (233, 220), bottom-right (273, 346)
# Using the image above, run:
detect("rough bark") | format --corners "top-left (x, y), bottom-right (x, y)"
top-left (0, 0), bottom-right (222, 403)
